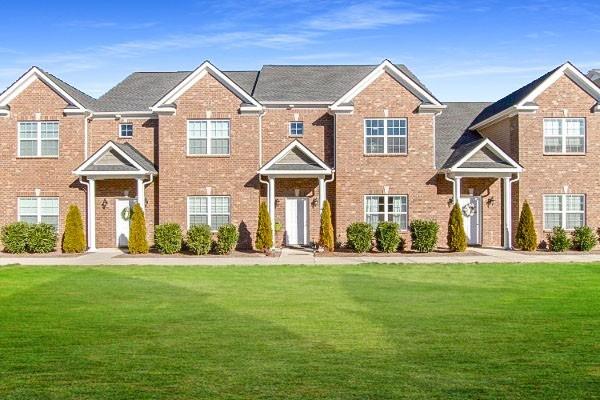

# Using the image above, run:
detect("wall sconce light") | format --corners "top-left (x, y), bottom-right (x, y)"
top-left (486, 197), bottom-right (495, 207)
top-left (101, 199), bottom-right (108, 209)
top-left (447, 197), bottom-right (454, 207)
top-left (275, 199), bottom-right (280, 207)
top-left (311, 198), bottom-right (318, 207)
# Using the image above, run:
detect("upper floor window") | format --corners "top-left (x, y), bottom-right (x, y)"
top-left (289, 121), bottom-right (304, 136)
top-left (364, 118), bottom-right (407, 154)
top-left (187, 195), bottom-right (230, 231)
top-left (18, 196), bottom-right (59, 230)
top-left (365, 195), bottom-right (408, 230)
top-left (543, 194), bottom-right (585, 230)
top-left (187, 120), bottom-right (230, 155)
top-left (543, 118), bottom-right (585, 154)
top-left (18, 121), bottom-right (59, 157)
top-left (119, 123), bottom-right (133, 138)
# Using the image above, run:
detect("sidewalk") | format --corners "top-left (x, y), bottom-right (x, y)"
top-left (2, 246), bottom-right (600, 266)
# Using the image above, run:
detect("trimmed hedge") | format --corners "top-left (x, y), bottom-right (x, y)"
top-left (547, 226), bottom-right (571, 252)
top-left (319, 200), bottom-right (335, 252)
top-left (154, 223), bottom-right (182, 254)
top-left (375, 222), bottom-right (401, 253)
top-left (346, 222), bottom-right (373, 253)
top-left (186, 224), bottom-right (212, 255)
top-left (410, 219), bottom-right (439, 253)
top-left (62, 205), bottom-right (86, 253)
top-left (447, 203), bottom-right (467, 252)
top-left (572, 226), bottom-right (596, 251)
top-left (1, 222), bottom-right (32, 253)
top-left (255, 202), bottom-right (273, 252)
top-left (128, 203), bottom-right (148, 254)
top-left (1, 222), bottom-right (57, 253)
top-left (216, 223), bottom-right (239, 255)
top-left (516, 202), bottom-right (537, 251)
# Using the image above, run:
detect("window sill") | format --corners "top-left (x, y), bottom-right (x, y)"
top-left (363, 153), bottom-right (408, 157)
top-left (16, 156), bottom-right (59, 159)
top-left (543, 152), bottom-right (586, 156)
top-left (186, 154), bottom-right (231, 158)
top-left (288, 135), bottom-right (303, 138)
top-left (118, 136), bottom-right (133, 139)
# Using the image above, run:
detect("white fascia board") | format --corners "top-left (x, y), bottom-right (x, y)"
top-left (330, 60), bottom-right (442, 111)
top-left (93, 111), bottom-right (155, 116)
top-left (0, 67), bottom-right (87, 111)
top-left (451, 138), bottom-right (522, 171)
top-left (257, 171), bottom-right (331, 177)
top-left (73, 171), bottom-right (150, 177)
top-left (151, 61), bottom-right (263, 111)
top-left (73, 141), bottom-right (147, 174)
top-left (470, 104), bottom-right (538, 130)
top-left (417, 104), bottom-right (448, 113)
top-left (328, 105), bottom-right (354, 113)
top-left (445, 170), bottom-right (516, 178)
top-left (259, 140), bottom-right (332, 174)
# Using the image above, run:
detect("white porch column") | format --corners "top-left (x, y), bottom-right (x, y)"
top-left (268, 176), bottom-right (276, 245)
top-left (318, 176), bottom-right (326, 213)
top-left (87, 178), bottom-right (96, 252)
top-left (453, 176), bottom-right (462, 204)
top-left (503, 176), bottom-right (512, 250)
top-left (137, 177), bottom-right (145, 211)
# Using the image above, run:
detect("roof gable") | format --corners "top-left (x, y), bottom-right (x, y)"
top-left (447, 138), bottom-right (522, 172)
top-left (74, 141), bottom-right (156, 176)
top-left (259, 140), bottom-right (332, 175)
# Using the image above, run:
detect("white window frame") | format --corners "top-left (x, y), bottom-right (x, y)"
top-left (17, 121), bottom-right (59, 157)
top-left (187, 195), bottom-right (231, 232)
top-left (119, 123), bottom-right (134, 138)
top-left (289, 121), bottom-right (304, 136)
top-left (543, 194), bottom-right (585, 231)
top-left (187, 119), bottom-right (230, 156)
top-left (543, 118), bottom-right (586, 155)
top-left (17, 196), bottom-right (60, 230)
top-left (364, 195), bottom-right (409, 231)
top-left (364, 118), bottom-right (408, 155)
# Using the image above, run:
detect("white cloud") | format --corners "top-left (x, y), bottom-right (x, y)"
top-left (423, 65), bottom-right (552, 79)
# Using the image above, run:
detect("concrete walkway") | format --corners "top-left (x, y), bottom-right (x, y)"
top-left (2, 246), bottom-right (600, 266)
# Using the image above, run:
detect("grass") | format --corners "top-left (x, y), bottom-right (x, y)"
top-left (0, 263), bottom-right (599, 399)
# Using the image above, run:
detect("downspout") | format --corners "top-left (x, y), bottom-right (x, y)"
top-left (444, 173), bottom-right (457, 204)
top-left (258, 108), bottom-right (267, 167)
top-left (83, 110), bottom-right (92, 160)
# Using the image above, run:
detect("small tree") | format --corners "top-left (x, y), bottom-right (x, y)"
top-left (319, 200), bottom-right (334, 251)
top-left (62, 205), bottom-right (86, 253)
top-left (255, 202), bottom-right (273, 251)
top-left (128, 203), bottom-right (148, 254)
top-left (515, 201), bottom-right (537, 251)
top-left (447, 203), bottom-right (467, 252)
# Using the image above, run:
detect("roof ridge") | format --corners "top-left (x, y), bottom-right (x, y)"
top-left (262, 64), bottom-right (379, 67)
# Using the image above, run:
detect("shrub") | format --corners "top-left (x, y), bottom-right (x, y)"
top-left (62, 205), bottom-right (86, 253)
top-left (410, 220), bottom-right (439, 253)
top-left (154, 223), bottom-right (182, 254)
top-left (515, 201), bottom-right (537, 251)
top-left (547, 226), bottom-right (571, 252)
top-left (216, 223), bottom-right (239, 254)
top-left (375, 221), bottom-right (401, 253)
top-left (128, 203), bottom-right (148, 254)
top-left (186, 224), bottom-right (212, 255)
top-left (398, 236), bottom-right (406, 252)
top-left (572, 226), bottom-right (596, 252)
top-left (27, 223), bottom-right (57, 253)
top-left (1, 222), bottom-right (31, 253)
top-left (346, 222), bottom-right (373, 253)
top-left (319, 200), bottom-right (335, 252)
top-left (255, 202), bottom-right (273, 251)
top-left (447, 203), bottom-right (467, 252)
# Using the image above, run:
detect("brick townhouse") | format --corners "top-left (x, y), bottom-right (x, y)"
top-left (0, 59), bottom-right (599, 251)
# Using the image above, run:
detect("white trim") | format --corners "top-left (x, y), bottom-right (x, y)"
top-left (151, 61), bottom-right (262, 112)
top-left (289, 121), bottom-right (304, 137)
top-left (187, 195), bottom-right (231, 232)
top-left (543, 193), bottom-right (586, 231)
top-left (330, 60), bottom-right (442, 112)
top-left (186, 119), bottom-right (231, 156)
top-left (17, 196), bottom-right (60, 230)
top-left (119, 123), bottom-right (134, 138)
top-left (284, 197), bottom-right (309, 246)
top-left (363, 118), bottom-right (408, 155)
top-left (73, 141), bottom-right (150, 175)
top-left (363, 194), bottom-right (409, 231)
top-left (542, 117), bottom-right (586, 155)
top-left (0, 67), bottom-right (87, 111)
top-left (258, 140), bottom-right (332, 175)
top-left (17, 121), bottom-right (60, 158)
top-left (448, 138), bottom-right (522, 172)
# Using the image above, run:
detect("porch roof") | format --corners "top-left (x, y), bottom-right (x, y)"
top-left (73, 141), bottom-right (157, 177)
top-left (258, 140), bottom-right (332, 176)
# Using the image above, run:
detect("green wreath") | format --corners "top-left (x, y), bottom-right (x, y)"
top-left (121, 207), bottom-right (131, 221)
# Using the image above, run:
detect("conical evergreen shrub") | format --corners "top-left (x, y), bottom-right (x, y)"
top-left (447, 202), bottom-right (467, 252)
top-left (62, 204), bottom-right (86, 253)
top-left (515, 201), bottom-right (537, 251)
top-left (319, 200), bottom-right (335, 251)
top-left (255, 202), bottom-right (273, 251)
top-left (128, 203), bottom-right (148, 254)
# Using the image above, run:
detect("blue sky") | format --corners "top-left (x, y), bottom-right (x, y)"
top-left (1, 0), bottom-right (599, 101)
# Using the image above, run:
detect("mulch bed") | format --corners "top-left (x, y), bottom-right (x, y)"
top-left (0, 251), bottom-right (81, 258)
top-left (316, 248), bottom-right (484, 257)
top-left (116, 248), bottom-right (280, 258)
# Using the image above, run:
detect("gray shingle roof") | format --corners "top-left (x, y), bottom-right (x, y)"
top-left (252, 64), bottom-right (434, 103)
top-left (114, 142), bottom-right (157, 173)
top-left (43, 70), bottom-right (97, 109)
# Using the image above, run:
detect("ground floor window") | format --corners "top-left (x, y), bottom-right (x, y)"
top-left (365, 195), bottom-right (408, 230)
top-left (543, 194), bottom-right (585, 230)
top-left (18, 197), bottom-right (59, 230)
top-left (187, 196), bottom-right (230, 231)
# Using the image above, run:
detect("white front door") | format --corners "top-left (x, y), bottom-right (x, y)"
top-left (459, 196), bottom-right (482, 246)
top-left (115, 199), bottom-right (133, 247)
top-left (285, 197), bottom-right (308, 246)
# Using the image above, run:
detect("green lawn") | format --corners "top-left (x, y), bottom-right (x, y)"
top-left (0, 264), bottom-right (599, 399)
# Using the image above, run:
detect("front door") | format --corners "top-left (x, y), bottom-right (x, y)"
top-left (115, 199), bottom-right (134, 247)
top-left (285, 197), bottom-right (308, 246)
top-left (459, 196), bottom-right (482, 246)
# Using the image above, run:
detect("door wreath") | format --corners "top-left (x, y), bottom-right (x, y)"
top-left (462, 203), bottom-right (476, 217)
top-left (121, 207), bottom-right (132, 221)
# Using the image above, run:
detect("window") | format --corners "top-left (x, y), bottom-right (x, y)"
top-left (188, 196), bottom-right (230, 231)
top-left (289, 121), bottom-right (304, 136)
top-left (18, 121), bottom-right (59, 157)
top-left (119, 124), bottom-right (133, 138)
top-left (187, 120), bottom-right (230, 155)
top-left (364, 119), bottom-right (407, 154)
top-left (543, 194), bottom-right (585, 230)
top-left (18, 197), bottom-right (59, 230)
top-left (543, 118), bottom-right (585, 154)
top-left (365, 195), bottom-right (408, 230)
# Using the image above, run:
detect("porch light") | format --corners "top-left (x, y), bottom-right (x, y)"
top-left (101, 199), bottom-right (108, 209)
